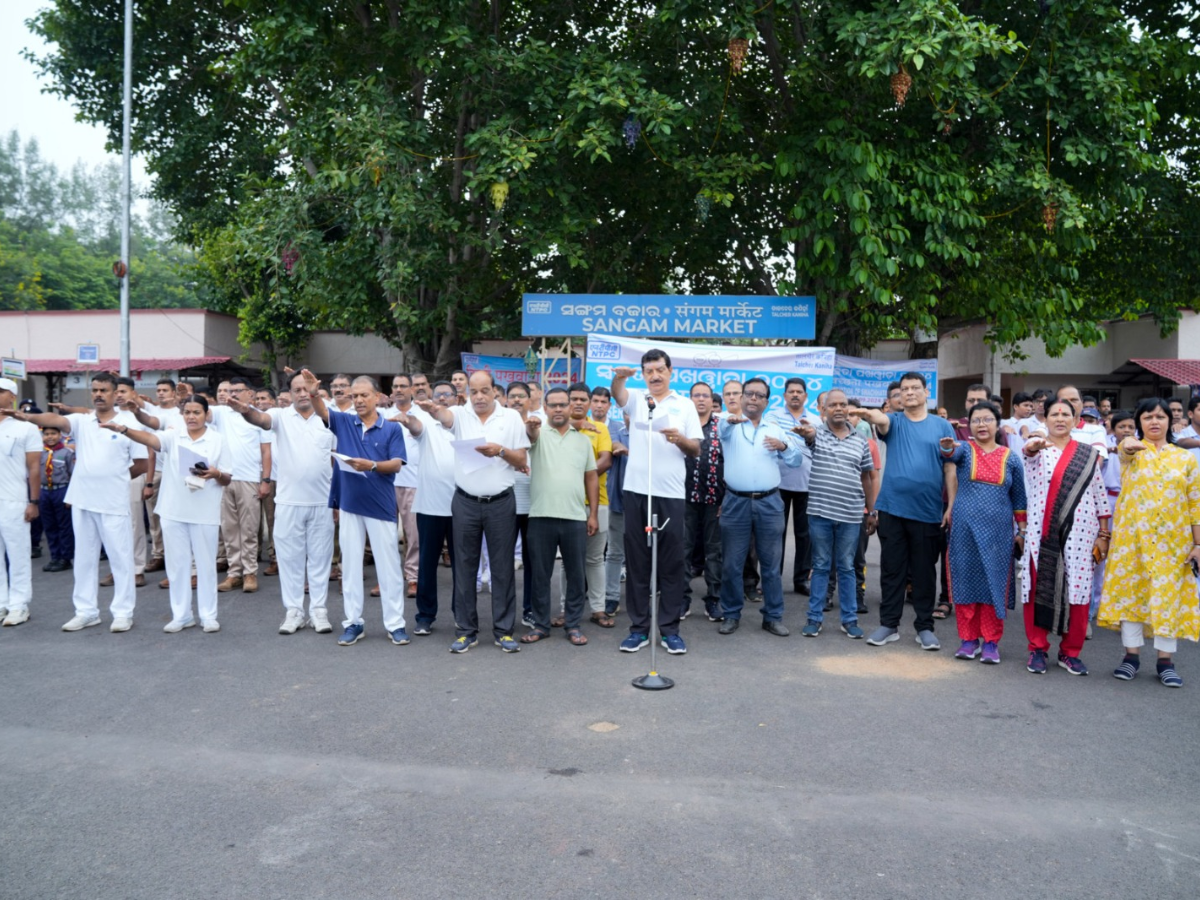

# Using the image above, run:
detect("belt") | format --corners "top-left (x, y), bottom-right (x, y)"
top-left (455, 486), bottom-right (513, 504)
top-left (728, 487), bottom-right (779, 500)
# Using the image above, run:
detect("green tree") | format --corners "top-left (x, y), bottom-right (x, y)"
top-left (28, 0), bottom-right (1199, 366)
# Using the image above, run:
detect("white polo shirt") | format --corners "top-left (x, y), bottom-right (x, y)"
top-left (1179, 425), bottom-right (1200, 465)
top-left (411, 407), bottom-right (457, 516)
top-left (383, 405), bottom-right (421, 488)
top-left (155, 428), bottom-right (231, 526)
top-left (0, 418), bottom-right (42, 504)
top-left (264, 406), bottom-right (336, 507)
top-left (144, 404), bottom-right (184, 472)
top-left (448, 401), bottom-right (531, 495)
top-left (621, 388), bottom-right (704, 500)
top-left (63, 411), bottom-right (148, 516)
top-left (209, 405), bottom-right (273, 482)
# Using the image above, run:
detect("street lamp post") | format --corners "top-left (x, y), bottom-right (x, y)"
top-left (118, 0), bottom-right (133, 376)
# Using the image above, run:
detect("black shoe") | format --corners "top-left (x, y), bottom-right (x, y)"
top-left (762, 620), bottom-right (790, 637)
top-left (44, 559), bottom-right (68, 573)
top-left (823, 597), bottom-right (834, 612)
top-left (794, 583), bottom-right (810, 596)
top-left (30, 546), bottom-right (43, 559)
top-left (718, 618), bottom-right (740, 635)
top-left (856, 603), bottom-right (868, 615)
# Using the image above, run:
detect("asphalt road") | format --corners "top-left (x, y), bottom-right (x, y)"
top-left (2, 542), bottom-right (1197, 900)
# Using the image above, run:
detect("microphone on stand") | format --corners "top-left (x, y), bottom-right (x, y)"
top-left (646, 395), bottom-right (656, 412)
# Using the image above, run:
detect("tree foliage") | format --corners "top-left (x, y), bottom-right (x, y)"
top-left (28, 0), bottom-right (1199, 368)
top-left (0, 130), bottom-right (206, 312)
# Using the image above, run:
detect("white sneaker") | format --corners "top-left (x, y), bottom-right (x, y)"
top-left (202, 620), bottom-right (220, 633)
top-left (279, 609), bottom-right (307, 634)
top-left (310, 609), bottom-right (333, 633)
top-left (110, 617), bottom-right (133, 632)
top-left (0, 606), bottom-right (7, 619)
top-left (3, 608), bottom-right (30, 626)
top-left (163, 619), bottom-right (195, 633)
top-left (62, 614), bottom-right (102, 632)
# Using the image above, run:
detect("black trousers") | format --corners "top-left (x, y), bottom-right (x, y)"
top-left (780, 489), bottom-right (811, 589)
top-left (878, 511), bottom-right (940, 632)
top-left (683, 500), bottom-right (722, 603)
top-left (416, 513), bottom-right (455, 626)
top-left (528, 516), bottom-right (587, 630)
top-left (622, 491), bottom-right (686, 637)
top-left (451, 489), bottom-right (517, 640)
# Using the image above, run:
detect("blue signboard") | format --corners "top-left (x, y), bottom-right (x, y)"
top-left (522, 294), bottom-right (816, 340)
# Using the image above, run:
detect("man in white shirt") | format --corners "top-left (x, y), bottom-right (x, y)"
top-left (1176, 397), bottom-right (1200, 463)
top-left (230, 371), bottom-right (336, 634)
top-left (400, 380), bottom-right (458, 635)
top-left (213, 377), bottom-right (273, 593)
top-left (424, 370), bottom-right (530, 653)
top-left (10, 373), bottom-right (149, 632)
top-left (1029, 385), bottom-right (1108, 459)
top-left (0, 378), bottom-right (43, 626)
top-left (254, 386), bottom-right (280, 576)
top-left (611, 349), bottom-right (703, 655)
top-left (383, 373), bottom-right (421, 596)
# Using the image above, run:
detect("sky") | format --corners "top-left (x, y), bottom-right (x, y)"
top-left (1, 0), bottom-right (149, 182)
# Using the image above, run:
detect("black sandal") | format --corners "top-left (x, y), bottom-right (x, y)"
top-left (932, 601), bottom-right (952, 620)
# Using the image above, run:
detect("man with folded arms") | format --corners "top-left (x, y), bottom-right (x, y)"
top-left (716, 378), bottom-right (803, 637)
top-left (229, 370), bottom-right (337, 635)
top-left (6, 374), bottom-right (148, 632)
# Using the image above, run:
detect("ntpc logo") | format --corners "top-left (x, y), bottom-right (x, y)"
top-left (589, 341), bottom-right (620, 360)
top-left (526, 300), bottom-right (552, 314)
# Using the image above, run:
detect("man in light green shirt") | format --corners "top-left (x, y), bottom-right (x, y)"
top-left (521, 387), bottom-right (599, 646)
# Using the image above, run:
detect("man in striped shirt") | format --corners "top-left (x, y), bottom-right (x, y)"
top-left (794, 389), bottom-right (878, 639)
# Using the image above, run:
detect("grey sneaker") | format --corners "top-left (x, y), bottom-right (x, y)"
top-left (915, 629), bottom-right (941, 651)
top-left (865, 626), bottom-right (899, 646)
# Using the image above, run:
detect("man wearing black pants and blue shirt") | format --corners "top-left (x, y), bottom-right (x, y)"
top-left (852, 372), bottom-right (955, 651)
top-left (611, 350), bottom-right (702, 655)
top-left (715, 378), bottom-right (803, 636)
top-left (426, 370), bottom-right (530, 653)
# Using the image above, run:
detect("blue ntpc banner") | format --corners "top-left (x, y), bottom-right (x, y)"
top-left (522, 294), bottom-right (816, 340)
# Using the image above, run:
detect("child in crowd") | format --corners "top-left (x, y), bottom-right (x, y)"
top-left (39, 425), bottom-right (75, 572)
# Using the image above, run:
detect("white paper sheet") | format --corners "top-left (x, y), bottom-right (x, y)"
top-left (633, 413), bottom-right (678, 433)
top-left (331, 452), bottom-right (367, 476)
top-left (177, 444), bottom-right (210, 478)
top-left (451, 438), bottom-right (495, 474)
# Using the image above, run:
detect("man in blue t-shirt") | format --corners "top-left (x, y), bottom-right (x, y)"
top-left (302, 370), bottom-right (408, 647)
top-left (852, 372), bottom-right (954, 651)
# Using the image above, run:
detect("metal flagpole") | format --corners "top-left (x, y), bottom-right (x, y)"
top-left (633, 394), bottom-right (674, 691)
top-left (117, 0), bottom-right (133, 377)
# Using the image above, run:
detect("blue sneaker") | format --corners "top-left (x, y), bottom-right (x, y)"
top-left (620, 633), bottom-right (649, 652)
top-left (412, 621), bottom-right (432, 636)
top-left (1026, 649), bottom-right (1048, 674)
top-left (337, 623), bottom-right (365, 646)
top-left (660, 634), bottom-right (687, 654)
top-left (1057, 654), bottom-right (1088, 676)
top-left (494, 635), bottom-right (521, 653)
top-left (449, 635), bottom-right (478, 653)
top-left (801, 620), bottom-right (822, 637)
top-left (389, 627), bottom-right (411, 645)
top-left (840, 622), bottom-right (864, 639)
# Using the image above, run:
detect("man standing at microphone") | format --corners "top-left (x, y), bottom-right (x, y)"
top-left (610, 350), bottom-right (702, 654)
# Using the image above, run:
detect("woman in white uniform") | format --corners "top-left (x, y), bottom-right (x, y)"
top-left (104, 396), bottom-right (231, 632)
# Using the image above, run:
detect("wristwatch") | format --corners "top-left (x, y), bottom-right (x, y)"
top-left (371, 460), bottom-right (378, 471)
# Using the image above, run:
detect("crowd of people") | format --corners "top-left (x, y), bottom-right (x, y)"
top-left (1, 354), bottom-right (1198, 686)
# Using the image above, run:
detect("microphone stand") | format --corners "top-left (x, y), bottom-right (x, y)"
top-left (633, 393), bottom-right (674, 691)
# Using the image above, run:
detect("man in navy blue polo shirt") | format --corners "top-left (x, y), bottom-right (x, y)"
top-left (301, 370), bottom-right (409, 646)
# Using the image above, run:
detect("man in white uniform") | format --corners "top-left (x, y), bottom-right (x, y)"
top-left (0, 378), bottom-right (43, 626)
top-left (229, 371), bottom-right (336, 634)
top-left (11, 374), bottom-right (148, 632)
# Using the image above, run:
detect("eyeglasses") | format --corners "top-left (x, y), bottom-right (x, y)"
top-left (743, 390), bottom-right (768, 400)
top-left (433, 392), bottom-right (455, 400)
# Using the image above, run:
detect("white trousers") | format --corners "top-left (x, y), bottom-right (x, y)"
top-left (129, 474), bottom-right (147, 574)
top-left (161, 518), bottom-right (219, 625)
top-left (1121, 620), bottom-right (1178, 654)
top-left (274, 504), bottom-right (334, 614)
top-left (0, 500), bottom-right (32, 611)
top-left (340, 511), bottom-right (405, 630)
top-left (72, 507), bottom-right (136, 619)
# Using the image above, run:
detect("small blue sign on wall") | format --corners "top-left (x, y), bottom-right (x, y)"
top-left (522, 294), bottom-right (816, 340)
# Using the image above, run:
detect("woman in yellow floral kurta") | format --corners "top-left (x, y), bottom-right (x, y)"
top-left (1098, 398), bottom-right (1200, 688)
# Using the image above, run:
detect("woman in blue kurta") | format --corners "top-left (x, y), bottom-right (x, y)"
top-left (940, 402), bottom-right (1028, 665)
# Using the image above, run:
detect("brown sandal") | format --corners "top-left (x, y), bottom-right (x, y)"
top-left (520, 628), bottom-right (551, 643)
top-left (370, 585), bottom-right (381, 597)
top-left (590, 612), bottom-right (616, 628)
top-left (932, 601), bottom-right (952, 619)
top-left (550, 616), bottom-right (566, 628)
top-left (565, 628), bottom-right (588, 645)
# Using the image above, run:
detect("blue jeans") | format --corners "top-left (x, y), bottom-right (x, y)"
top-left (808, 515), bottom-right (861, 625)
top-left (719, 492), bottom-right (785, 622)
